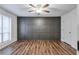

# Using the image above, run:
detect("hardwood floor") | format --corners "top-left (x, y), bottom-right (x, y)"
top-left (0, 40), bottom-right (76, 55)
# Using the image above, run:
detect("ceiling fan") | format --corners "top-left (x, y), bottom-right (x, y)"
top-left (27, 4), bottom-right (50, 15)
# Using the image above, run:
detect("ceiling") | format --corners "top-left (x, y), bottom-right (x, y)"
top-left (0, 4), bottom-right (76, 17)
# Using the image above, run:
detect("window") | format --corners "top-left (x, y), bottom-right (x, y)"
top-left (0, 14), bottom-right (11, 43)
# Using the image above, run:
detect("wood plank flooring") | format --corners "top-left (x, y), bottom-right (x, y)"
top-left (0, 40), bottom-right (76, 55)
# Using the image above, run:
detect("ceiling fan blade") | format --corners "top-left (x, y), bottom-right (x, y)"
top-left (43, 10), bottom-right (50, 13)
top-left (49, 8), bottom-right (62, 11)
top-left (28, 10), bottom-right (34, 12)
top-left (42, 4), bottom-right (49, 8)
top-left (29, 4), bottom-right (36, 8)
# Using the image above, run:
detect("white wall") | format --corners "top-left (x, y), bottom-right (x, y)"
top-left (77, 4), bottom-right (79, 54)
top-left (61, 8), bottom-right (77, 49)
top-left (0, 8), bottom-right (17, 49)
top-left (77, 5), bottom-right (79, 41)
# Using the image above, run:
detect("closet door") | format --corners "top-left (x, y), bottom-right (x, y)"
top-left (18, 19), bottom-right (25, 40)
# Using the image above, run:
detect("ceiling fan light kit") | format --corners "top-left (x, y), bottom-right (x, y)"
top-left (25, 4), bottom-right (50, 15)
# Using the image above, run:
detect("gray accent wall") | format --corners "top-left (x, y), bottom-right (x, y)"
top-left (17, 17), bottom-right (61, 40)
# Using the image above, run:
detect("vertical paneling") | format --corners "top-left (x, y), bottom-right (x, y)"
top-left (17, 17), bottom-right (61, 40)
